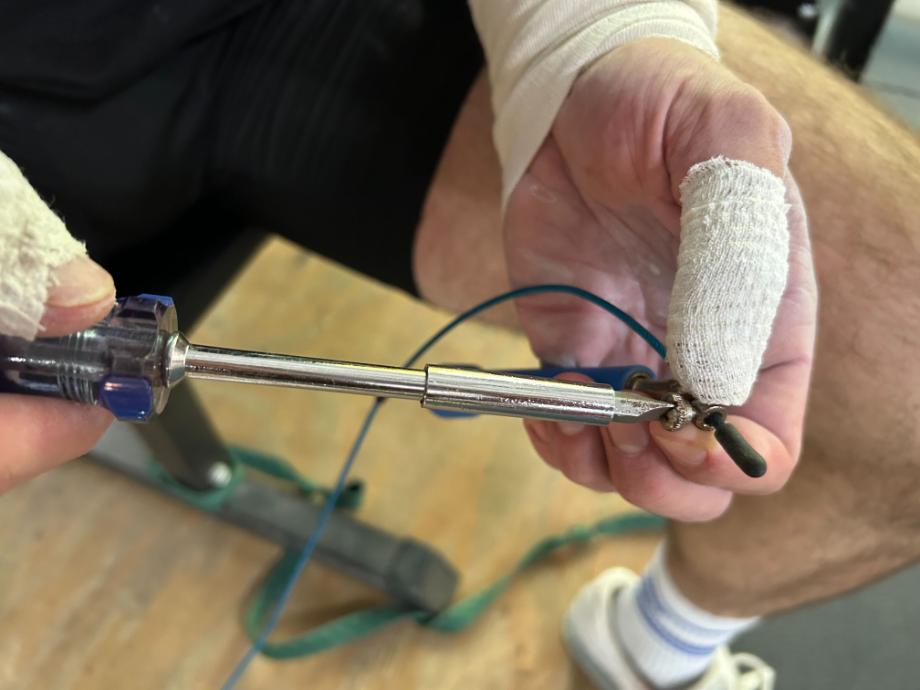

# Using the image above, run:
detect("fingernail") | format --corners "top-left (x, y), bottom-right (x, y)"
top-left (46, 257), bottom-right (115, 308)
top-left (653, 424), bottom-right (711, 466)
top-left (557, 421), bottom-right (585, 436)
top-left (607, 422), bottom-right (650, 456)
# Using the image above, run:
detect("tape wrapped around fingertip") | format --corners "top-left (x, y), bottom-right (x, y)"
top-left (667, 156), bottom-right (789, 405)
top-left (0, 151), bottom-right (86, 340)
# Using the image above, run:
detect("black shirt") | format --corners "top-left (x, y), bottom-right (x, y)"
top-left (0, 0), bottom-right (269, 99)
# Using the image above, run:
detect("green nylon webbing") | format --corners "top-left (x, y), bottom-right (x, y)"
top-left (245, 511), bottom-right (665, 659)
top-left (148, 446), bottom-right (664, 659)
top-left (147, 446), bottom-right (365, 513)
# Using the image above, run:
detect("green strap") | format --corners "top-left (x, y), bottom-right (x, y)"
top-left (147, 445), bottom-right (664, 659)
top-left (246, 511), bottom-right (665, 659)
top-left (147, 451), bottom-right (244, 512)
top-left (232, 446), bottom-right (365, 510)
top-left (147, 446), bottom-right (364, 513)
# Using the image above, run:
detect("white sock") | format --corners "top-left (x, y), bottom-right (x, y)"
top-left (614, 545), bottom-right (759, 689)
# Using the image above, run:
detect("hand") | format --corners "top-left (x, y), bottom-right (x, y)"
top-left (507, 38), bottom-right (817, 521)
top-left (1, 257), bottom-right (116, 493)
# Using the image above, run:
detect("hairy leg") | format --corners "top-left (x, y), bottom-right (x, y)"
top-left (668, 6), bottom-right (920, 616)
top-left (412, 72), bottom-right (515, 326)
top-left (414, 5), bottom-right (920, 616)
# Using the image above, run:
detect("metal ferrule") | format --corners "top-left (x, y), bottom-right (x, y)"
top-left (422, 365), bottom-right (619, 425)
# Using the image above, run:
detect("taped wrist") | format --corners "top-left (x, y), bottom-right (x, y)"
top-left (468, 0), bottom-right (719, 205)
top-left (0, 150), bottom-right (86, 339)
top-left (666, 157), bottom-right (789, 406)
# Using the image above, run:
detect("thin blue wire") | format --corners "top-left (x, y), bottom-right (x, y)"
top-left (220, 284), bottom-right (665, 689)
top-left (220, 399), bottom-right (383, 690)
top-left (402, 284), bottom-right (666, 366)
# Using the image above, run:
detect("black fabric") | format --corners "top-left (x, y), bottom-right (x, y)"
top-left (0, 0), bottom-right (483, 295)
top-left (0, 0), bottom-right (270, 99)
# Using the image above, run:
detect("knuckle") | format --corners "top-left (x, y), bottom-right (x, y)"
top-left (709, 86), bottom-right (792, 158)
top-left (718, 86), bottom-right (773, 124)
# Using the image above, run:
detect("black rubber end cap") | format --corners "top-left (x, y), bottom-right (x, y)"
top-left (706, 412), bottom-right (768, 478)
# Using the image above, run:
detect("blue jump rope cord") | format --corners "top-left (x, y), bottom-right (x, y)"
top-left (221, 284), bottom-right (667, 689)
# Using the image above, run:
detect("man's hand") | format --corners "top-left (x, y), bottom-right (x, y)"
top-left (507, 38), bottom-right (817, 521)
top-left (1, 257), bottom-right (115, 493)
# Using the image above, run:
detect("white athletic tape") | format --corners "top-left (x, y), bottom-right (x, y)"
top-left (0, 150), bottom-right (86, 340)
top-left (468, 0), bottom-right (719, 205)
top-left (667, 157), bottom-right (789, 405)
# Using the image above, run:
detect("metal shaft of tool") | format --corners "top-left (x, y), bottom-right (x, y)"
top-left (181, 342), bottom-right (426, 399)
top-left (166, 337), bottom-right (670, 425)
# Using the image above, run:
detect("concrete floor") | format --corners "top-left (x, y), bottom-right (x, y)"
top-left (738, 564), bottom-right (920, 688)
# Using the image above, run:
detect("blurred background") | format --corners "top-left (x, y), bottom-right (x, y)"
top-left (737, 0), bottom-right (919, 129)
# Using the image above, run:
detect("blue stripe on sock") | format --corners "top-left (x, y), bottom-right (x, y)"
top-left (636, 579), bottom-right (718, 657)
top-left (645, 577), bottom-right (738, 637)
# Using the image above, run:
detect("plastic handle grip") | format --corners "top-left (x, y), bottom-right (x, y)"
top-left (0, 294), bottom-right (177, 420)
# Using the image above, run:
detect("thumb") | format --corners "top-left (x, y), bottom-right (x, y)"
top-left (39, 257), bottom-right (116, 337)
top-left (0, 150), bottom-right (115, 339)
top-left (666, 83), bottom-right (792, 191)
top-left (663, 86), bottom-right (793, 406)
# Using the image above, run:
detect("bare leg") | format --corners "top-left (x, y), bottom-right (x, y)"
top-left (413, 72), bottom-right (516, 327)
top-left (414, 6), bottom-right (920, 616)
top-left (669, 7), bottom-right (920, 617)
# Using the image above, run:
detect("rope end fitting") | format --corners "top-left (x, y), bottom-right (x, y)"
top-left (625, 373), bottom-right (768, 478)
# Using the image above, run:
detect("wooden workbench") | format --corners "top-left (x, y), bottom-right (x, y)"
top-left (0, 237), bottom-right (660, 689)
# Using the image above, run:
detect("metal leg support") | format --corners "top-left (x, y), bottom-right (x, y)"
top-left (90, 385), bottom-right (458, 613)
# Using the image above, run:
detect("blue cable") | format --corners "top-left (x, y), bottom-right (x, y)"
top-left (220, 400), bottom-right (383, 690)
top-left (402, 284), bottom-right (666, 365)
top-left (221, 284), bottom-right (666, 689)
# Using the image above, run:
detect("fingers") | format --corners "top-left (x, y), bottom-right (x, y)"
top-left (606, 420), bottom-right (650, 457)
top-left (0, 256), bottom-right (116, 494)
top-left (599, 428), bottom-right (733, 522)
top-left (650, 417), bottom-right (795, 495)
top-left (527, 388), bottom-right (795, 511)
top-left (0, 395), bottom-right (113, 494)
top-left (531, 412), bottom-right (793, 507)
top-left (38, 256), bottom-right (116, 337)
top-left (521, 371), bottom-right (734, 521)
top-left (527, 415), bottom-right (733, 521)
top-left (524, 370), bottom-right (618, 491)
top-left (525, 420), bottom-right (615, 492)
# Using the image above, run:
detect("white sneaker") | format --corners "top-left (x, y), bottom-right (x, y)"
top-left (563, 568), bottom-right (775, 690)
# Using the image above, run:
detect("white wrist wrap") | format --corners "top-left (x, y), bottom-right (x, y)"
top-left (0, 151), bottom-right (86, 339)
top-left (468, 0), bottom-right (719, 204)
top-left (667, 157), bottom-right (789, 405)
